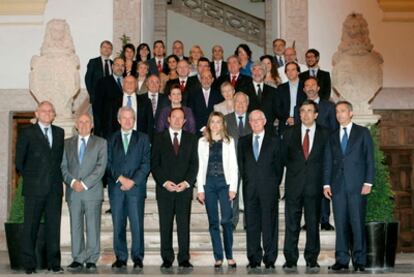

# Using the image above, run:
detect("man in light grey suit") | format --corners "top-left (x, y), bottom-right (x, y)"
top-left (61, 113), bottom-right (107, 271)
top-left (224, 92), bottom-right (252, 230)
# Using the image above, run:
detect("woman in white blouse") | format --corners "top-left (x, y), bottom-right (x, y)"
top-left (197, 111), bottom-right (238, 268)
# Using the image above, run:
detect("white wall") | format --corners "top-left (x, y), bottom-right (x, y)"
top-left (167, 10), bottom-right (264, 62)
top-left (308, 0), bottom-right (414, 87)
top-left (0, 0), bottom-right (113, 89)
top-left (218, 0), bottom-right (265, 19)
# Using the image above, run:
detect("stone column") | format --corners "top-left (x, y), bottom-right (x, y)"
top-left (154, 0), bottom-right (167, 43)
top-left (113, 0), bottom-right (142, 55)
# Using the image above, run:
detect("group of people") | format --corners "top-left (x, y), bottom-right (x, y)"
top-left (15, 37), bottom-right (374, 274)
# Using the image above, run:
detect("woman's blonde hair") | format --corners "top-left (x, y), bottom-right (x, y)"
top-left (203, 111), bottom-right (230, 145)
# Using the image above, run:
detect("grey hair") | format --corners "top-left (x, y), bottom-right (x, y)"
top-left (252, 60), bottom-right (267, 75)
top-left (117, 106), bottom-right (136, 121)
top-left (248, 109), bottom-right (266, 121)
top-left (234, 91), bottom-right (249, 105)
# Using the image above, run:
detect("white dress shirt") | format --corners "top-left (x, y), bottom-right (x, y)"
top-left (168, 127), bottom-right (182, 144)
top-left (301, 123), bottom-right (316, 153)
top-left (70, 134), bottom-right (90, 190)
top-left (122, 93), bottom-right (138, 130)
top-left (289, 80), bottom-right (299, 117)
top-left (235, 112), bottom-right (247, 127)
top-left (202, 88), bottom-right (210, 106)
top-left (252, 130), bottom-right (265, 154)
top-left (253, 81), bottom-right (264, 96)
top-left (101, 56), bottom-right (112, 75)
top-left (38, 122), bottom-right (52, 147)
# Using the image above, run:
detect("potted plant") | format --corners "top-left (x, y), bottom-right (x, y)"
top-left (365, 125), bottom-right (398, 270)
top-left (4, 178), bottom-right (47, 270)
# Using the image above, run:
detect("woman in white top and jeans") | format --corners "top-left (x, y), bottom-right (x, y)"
top-left (197, 111), bottom-right (238, 268)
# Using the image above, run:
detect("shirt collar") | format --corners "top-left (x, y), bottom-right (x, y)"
top-left (301, 123), bottom-right (316, 133)
top-left (121, 129), bottom-right (132, 136)
top-left (253, 81), bottom-right (263, 87)
top-left (253, 130), bottom-right (265, 138)
top-left (169, 127), bottom-right (182, 137)
top-left (202, 87), bottom-right (211, 93)
top-left (38, 122), bottom-right (51, 129)
top-left (78, 134), bottom-right (90, 142)
top-left (341, 122), bottom-right (353, 131)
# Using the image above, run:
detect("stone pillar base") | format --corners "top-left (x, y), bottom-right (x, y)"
top-left (54, 117), bottom-right (75, 138)
top-left (353, 114), bottom-right (381, 127)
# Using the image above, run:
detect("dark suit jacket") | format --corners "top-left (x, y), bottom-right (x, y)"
top-left (188, 88), bottom-right (223, 134)
top-left (15, 124), bottom-right (64, 197)
top-left (107, 130), bottom-right (151, 197)
top-left (151, 130), bottom-right (198, 191)
top-left (299, 69), bottom-right (331, 100)
top-left (138, 92), bottom-right (169, 128)
top-left (294, 99), bottom-right (338, 131)
top-left (323, 123), bottom-right (375, 195)
top-left (216, 73), bottom-right (252, 93)
top-left (85, 57), bottom-right (112, 104)
top-left (282, 124), bottom-right (330, 198)
top-left (244, 82), bottom-right (279, 133)
top-left (164, 78), bottom-right (194, 106)
top-left (276, 81), bottom-right (306, 133)
top-left (95, 77), bottom-right (154, 139)
top-left (224, 112), bottom-right (252, 148)
top-left (238, 132), bottom-right (283, 199)
top-left (148, 57), bottom-right (169, 75)
top-left (210, 60), bottom-right (228, 79)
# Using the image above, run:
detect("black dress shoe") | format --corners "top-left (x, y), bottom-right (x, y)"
top-left (160, 261), bottom-right (172, 269)
top-left (49, 267), bottom-right (64, 273)
top-left (67, 261), bottom-right (83, 271)
top-left (283, 262), bottom-right (297, 272)
top-left (86, 263), bottom-right (97, 270)
top-left (133, 259), bottom-right (143, 269)
top-left (265, 263), bottom-right (275, 269)
top-left (306, 262), bottom-right (320, 272)
top-left (246, 262), bottom-right (259, 269)
top-left (329, 262), bottom-right (349, 271)
top-left (111, 259), bottom-right (127, 268)
top-left (354, 264), bottom-right (365, 272)
top-left (25, 268), bottom-right (36, 274)
top-left (178, 261), bottom-right (193, 268)
top-left (321, 222), bottom-right (335, 231)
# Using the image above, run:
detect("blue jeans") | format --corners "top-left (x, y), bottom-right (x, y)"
top-left (204, 175), bottom-right (234, 261)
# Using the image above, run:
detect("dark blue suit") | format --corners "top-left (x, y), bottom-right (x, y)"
top-left (324, 123), bottom-right (374, 266)
top-left (107, 130), bottom-right (151, 262)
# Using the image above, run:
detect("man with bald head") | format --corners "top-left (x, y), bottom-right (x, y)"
top-left (16, 101), bottom-right (65, 274)
top-left (61, 113), bottom-right (107, 271)
top-left (98, 74), bottom-right (154, 140)
top-left (238, 110), bottom-right (283, 269)
top-left (278, 47), bottom-right (307, 83)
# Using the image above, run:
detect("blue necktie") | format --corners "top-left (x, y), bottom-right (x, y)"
top-left (127, 95), bottom-right (132, 108)
top-left (79, 138), bottom-right (86, 163)
top-left (341, 127), bottom-right (348, 154)
top-left (253, 135), bottom-right (260, 161)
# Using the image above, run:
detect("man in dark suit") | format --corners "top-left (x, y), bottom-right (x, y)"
top-left (224, 92), bottom-right (252, 229)
top-left (324, 101), bottom-right (375, 272)
top-left (276, 62), bottom-right (306, 135)
top-left (139, 75), bottom-right (169, 135)
top-left (164, 59), bottom-right (192, 105)
top-left (210, 45), bottom-right (228, 80)
top-left (216, 55), bottom-right (252, 93)
top-left (93, 57), bottom-right (125, 137)
top-left (148, 40), bottom-right (168, 75)
top-left (186, 57), bottom-right (211, 95)
top-left (151, 108), bottom-right (199, 269)
top-left (272, 38), bottom-right (286, 68)
top-left (188, 70), bottom-right (223, 136)
top-left (85, 40), bottom-right (113, 104)
top-left (16, 101), bottom-right (65, 274)
top-left (171, 40), bottom-right (189, 61)
top-left (243, 61), bottom-right (279, 134)
top-left (282, 100), bottom-right (330, 273)
top-left (299, 49), bottom-right (331, 101)
top-left (107, 106), bottom-right (151, 270)
top-left (294, 77), bottom-right (337, 231)
top-left (61, 113), bottom-right (107, 272)
top-left (85, 40), bottom-right (113, 131)
top-left (238, 110), bottom-right (283, 269)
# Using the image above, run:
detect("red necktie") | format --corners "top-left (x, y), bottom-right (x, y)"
top-left (231, 75), bottom-right (237, 87)
top-left (180, 80), bottom-right (186, 92)
top-left (303, 129), bottom-right (310, 160)
top-left (157, 60), bottom-right (162, 73)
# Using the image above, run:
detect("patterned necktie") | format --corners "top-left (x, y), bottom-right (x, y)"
top-left (123, 133), bottom-right (129, 154)
top-left (303, 129), bottom-right (310, 160)
top-left (151, 93), bottom-right (157, 116)
top-left (341, 127), bottom-right (349, 154)
top-left (238, 116), bottom-right (244, 136)
top-left (231, 75), bottom-right (237, 87)
top-left (104, 59), bottom-right (110, 76)
top-left (173, 132), bottom-right (179, 155)
top-left (44, 127), bottom-right (51, 147)
top-left (79, 138), bottom-right (86, 163)
top-left (157, 60), bottom-right (162, 73)
top-left (117, 77), bottom-right (122, 89)
top-left (215, 62), bottom-right (221, 77)
top-left (253, 135), bottom-right (260, 161)
top-left (127, 95), bottom-right (132, 108)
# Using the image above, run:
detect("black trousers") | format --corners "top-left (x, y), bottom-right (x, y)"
top-left (244, 189), bottom-right (279, 265)
top-left (283, 193), bottom-right (322, 265)
top-left (22, 193), bottom-right (62, 270)
top-left (156, 187), bottom-right (193, 263)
